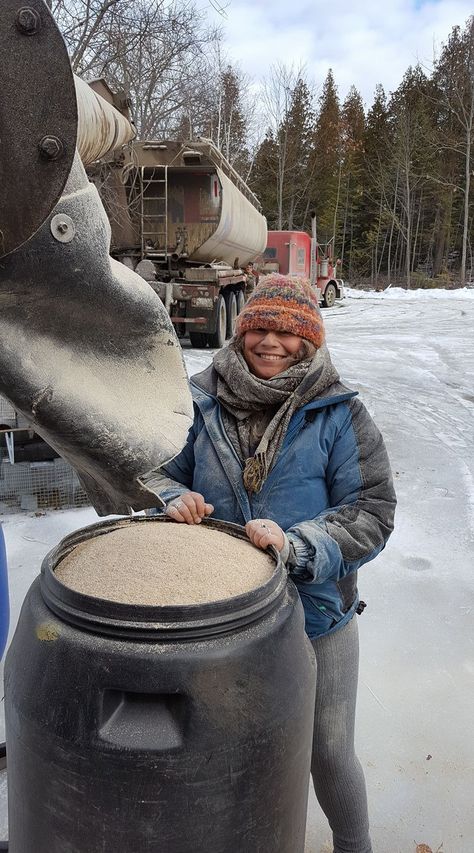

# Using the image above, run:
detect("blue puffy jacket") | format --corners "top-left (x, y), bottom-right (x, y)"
top-left (154, 362), bottom-right (396, 639)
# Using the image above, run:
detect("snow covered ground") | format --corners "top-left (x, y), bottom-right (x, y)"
top-left (1, 291), bottom-right (474, 851)
top-left (345, 284), bottom-right (474, 301)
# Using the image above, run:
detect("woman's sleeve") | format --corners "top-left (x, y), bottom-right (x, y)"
top-left (138, 408), bottom-right (200, 506)
top-left (286, 398), bottom-right (397, 583)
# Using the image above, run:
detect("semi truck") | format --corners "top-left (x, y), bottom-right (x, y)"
top-left (261, 226), bottom-right (345, 308)
top-left (82, 81), bottom-right (267, 348)
top-left (75, 81), bottom-right (344, 342)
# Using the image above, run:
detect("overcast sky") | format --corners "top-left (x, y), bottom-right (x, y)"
top-left (204, 0), bottom-right (473, 109)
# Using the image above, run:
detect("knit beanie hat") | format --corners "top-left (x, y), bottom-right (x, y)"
top-left (235, 273), bottom-right (325, 349)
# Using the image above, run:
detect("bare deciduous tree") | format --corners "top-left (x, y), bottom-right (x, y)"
top-left (260, 63), bottom-right (310, 229)
top-left (53, 0), bottom-right (222, 137)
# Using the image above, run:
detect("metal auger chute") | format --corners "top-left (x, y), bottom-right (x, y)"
top-left (0, 0), bottom-right (193, 515)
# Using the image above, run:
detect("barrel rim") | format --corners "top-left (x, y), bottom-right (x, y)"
top-left (40, 516), bottom-right (287, 640)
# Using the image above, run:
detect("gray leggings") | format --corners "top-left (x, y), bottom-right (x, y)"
top-left (311, 616), bottom-right (372, 853)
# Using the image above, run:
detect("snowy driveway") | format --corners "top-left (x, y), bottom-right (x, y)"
top-left (1, 293), bottom-right (474, 851)
top-left (305, 294), bottom-right (474, 852)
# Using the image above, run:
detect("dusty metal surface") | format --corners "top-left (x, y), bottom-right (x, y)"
top-left (105, 162), bottom-right (266, 266)
top-left (0, 4), bottom-right (193, 515)
top-left (192, 168), bottom-right (268, 266)
top-left (75, 76), bottom-right (135, 166)
top-left (0, 0), bottom-right (77, 258)
top-left (0, 154), bottom-right (193, 514)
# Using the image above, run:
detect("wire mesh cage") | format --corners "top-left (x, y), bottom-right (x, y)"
top-left (0, 397), bottom-right (17, 429)
top-left (0, 457), bottom-right (90, 512)
top-left (0, 395), bottom-right (90, 512)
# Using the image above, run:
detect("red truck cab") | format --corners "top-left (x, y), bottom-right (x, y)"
top-left (262, 231), bottom-right (344, 307)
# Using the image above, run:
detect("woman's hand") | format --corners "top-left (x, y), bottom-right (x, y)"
top-left (165, 492), bottom-right (214, 524)
top-left (245, 519), bottom-right (285, 552)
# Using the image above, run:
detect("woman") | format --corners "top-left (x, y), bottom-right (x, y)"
top-left (151, 274), bottom-right (396, 853)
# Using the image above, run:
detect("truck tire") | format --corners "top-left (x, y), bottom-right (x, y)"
top-left (208, 295), bottom-right (227, 349)
top-left (236, 290), bottom-right (245, 314)
top-left (322, 282), bottom-right (337, 308)
top-left (189, 332), bottom-right (208, 348)
top-left (225, 292), bottom-right (238, 338)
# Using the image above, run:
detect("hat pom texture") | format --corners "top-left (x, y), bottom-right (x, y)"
top-left (235, 273), bottom-right (325, 349)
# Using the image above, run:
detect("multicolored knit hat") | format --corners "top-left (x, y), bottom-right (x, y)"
top-left (235, 273), bottom-right (325, 348)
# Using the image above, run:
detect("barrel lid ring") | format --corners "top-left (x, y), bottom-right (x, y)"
top-left (40, 516), bottom-right (288, 641)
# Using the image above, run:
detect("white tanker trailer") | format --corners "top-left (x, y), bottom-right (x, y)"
top-left (80, 82), bottom-right (268, 348)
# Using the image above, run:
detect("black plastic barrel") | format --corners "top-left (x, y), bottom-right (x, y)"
top-left (4, 516), bottom-right (316, 853)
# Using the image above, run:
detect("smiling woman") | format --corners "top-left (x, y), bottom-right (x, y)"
top-left (143, 272), bottom-right (396, 853)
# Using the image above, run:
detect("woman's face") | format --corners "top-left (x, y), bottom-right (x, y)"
top-left (242, 329), bottom-right (304, 379)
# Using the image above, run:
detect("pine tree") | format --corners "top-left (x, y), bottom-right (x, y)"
top-left (278, 78), bottom-right (316, 230)
top-left (362, 85), bottom-right (393, 282)
top-left (432, 17), bottom-right (474, 284)
top-left (311, 70), bottom-right (341, 246)
top-left (212, 65), bottom-right (249, 174)
top-left (250, 132), bottom-right (280, 227)
top-left (250, 68), bottom-right (316, 231)
top-left (339, 86), bottom-right (365, 279)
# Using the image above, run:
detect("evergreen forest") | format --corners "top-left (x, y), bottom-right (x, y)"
top-left (57, 3), bottom-right (474, 287)
top-left (246, 18), bottom-right (474, 288)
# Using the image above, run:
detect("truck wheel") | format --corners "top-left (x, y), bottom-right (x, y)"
top-left (225, 292), bottom-right (238, 338)
top-left (189, 332), bottom-right (208, 348)
top-left (322, 283), bottom-right (337, 308)
top-left (236, 290), bottom-right (245, 314)
top-left (208, 295), bottom-right (227, 349)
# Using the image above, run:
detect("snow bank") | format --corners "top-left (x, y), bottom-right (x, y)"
top-left (344, 285), bottom-right (474, 300)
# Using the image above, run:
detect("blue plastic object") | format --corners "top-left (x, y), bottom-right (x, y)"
top-left (0, 523), bottom-right (9, 660)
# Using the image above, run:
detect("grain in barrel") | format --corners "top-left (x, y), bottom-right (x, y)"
top-left (55, 521), bottom-right (275, 605)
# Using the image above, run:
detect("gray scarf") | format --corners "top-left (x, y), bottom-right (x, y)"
top-left (212, 339), bottom-right (339, 493)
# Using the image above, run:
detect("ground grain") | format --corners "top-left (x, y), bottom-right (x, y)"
top-left (55, 521), bottom-right (275, 605)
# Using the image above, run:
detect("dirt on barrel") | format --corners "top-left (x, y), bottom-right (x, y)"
top-left (55, 521), bottom-right (275, 605)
